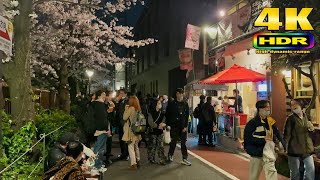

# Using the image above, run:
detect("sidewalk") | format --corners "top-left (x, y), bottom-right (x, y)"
top-left (185, 135), bottom-right (289, 180)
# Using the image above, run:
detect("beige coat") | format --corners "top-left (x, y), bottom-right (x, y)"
top-left (122, 106), bottom-right (142, 143)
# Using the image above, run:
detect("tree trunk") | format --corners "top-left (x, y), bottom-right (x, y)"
top-left (3, 0), bottom-right (35, 131)
top-left (58, 62), bottom-right (70, 113)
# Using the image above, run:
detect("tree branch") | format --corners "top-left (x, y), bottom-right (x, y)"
top-left (33, 0), bottom-right (99, 8)
top-left (305, 59), bottom-right (318, 120)
top-left (282, 76), bottom-right (293, 100)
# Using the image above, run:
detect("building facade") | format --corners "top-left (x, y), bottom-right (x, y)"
top-left (126, 0), bottom-right (217, 97)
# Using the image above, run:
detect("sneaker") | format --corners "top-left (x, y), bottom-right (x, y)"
top-left (98, 167), bottom-right (108, 172)
top-left (159, 160), bottom-right (166, 166)
top-left (168, 155), bottom-right (173, 162)
top-left (128, 164), bottom-right (138, 170)
top-left (181, 159), bottom-right (191, 166)
top-left (126, 156), bottom-right (129, 161)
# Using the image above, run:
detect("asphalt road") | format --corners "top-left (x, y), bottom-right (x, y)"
top-left (104, 141), bottom-right (226, 180)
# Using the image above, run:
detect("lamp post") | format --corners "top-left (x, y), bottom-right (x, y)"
top-left (86, 70), bottom-right (94, 95)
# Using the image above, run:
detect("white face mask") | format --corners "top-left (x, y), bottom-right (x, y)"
top-left (292, 106), bottom-right (302, 114)
top-left (260, 110), bottom-right (270, 117)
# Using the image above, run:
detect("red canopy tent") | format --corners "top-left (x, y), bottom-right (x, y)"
top-left (200, 64), bottom-right (266, 115)
top-left (199, 64), bottom-right (266, 84)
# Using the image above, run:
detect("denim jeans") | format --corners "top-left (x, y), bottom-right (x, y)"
top-left (93, 134), bottom-right (108, 168)
top-left (288, 155), bottom-right (315, 180)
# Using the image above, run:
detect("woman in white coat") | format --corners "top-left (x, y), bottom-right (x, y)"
top-left (122, 96), bottom-right (142, 170)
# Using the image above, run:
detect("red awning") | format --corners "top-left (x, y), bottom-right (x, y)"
top-left (199, 64), bottom-right (266, 84)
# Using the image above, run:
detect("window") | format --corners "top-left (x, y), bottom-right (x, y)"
top-left (147, 47), bottom-right (151, 67)
top-left (156, 80), bottom-right (158, 94)
top-left (141, 55), bottom-right (145, 72)
top-left (164, 32), bottom-right (170, 56)
top-left (155, 43), bottom-right (159, 63)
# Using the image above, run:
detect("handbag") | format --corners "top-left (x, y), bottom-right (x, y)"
top-left (163, 129), bottom-right (171, 144)
top-left (147, 112), bottom-right (161, 134)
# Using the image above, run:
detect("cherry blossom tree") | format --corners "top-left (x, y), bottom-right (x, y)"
top-left (31, 1), bottom-right (155, 112)
top-left (1, 0), bottom-right (154, 124)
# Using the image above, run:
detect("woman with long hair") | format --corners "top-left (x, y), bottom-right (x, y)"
top-left (284, 99), bottom-right (315, 180)
top-left (122, 96), bottom-right (142, 170)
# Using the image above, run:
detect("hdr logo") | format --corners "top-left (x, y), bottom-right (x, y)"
top-left (253, 8), bottom-right (315, 53)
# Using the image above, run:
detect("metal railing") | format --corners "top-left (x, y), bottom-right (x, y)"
top-left (0, 125), bottom-right (65, 177)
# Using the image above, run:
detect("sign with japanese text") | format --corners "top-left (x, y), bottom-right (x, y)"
top-left (185, 24), bottom-right (201, 50)
top-left (0, 15), bottom-right (13, 55)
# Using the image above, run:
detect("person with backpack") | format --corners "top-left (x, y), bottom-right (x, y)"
top-left (244, 100), bottom-right (286, 180)
top-left (122, 96), bottom-right (143, 170)
top-left (166, 88), bottom-right (191, 166)
top-left (202, 96), bottom-right (216, 147)
top-left (147, 99), bottom-right (167, 165)
top-left (193, 95), bottom-right (206, 145)
top-left (91, 90), bottom-right (111, 169)
top-left (284, 99), bottom-right (315, 180)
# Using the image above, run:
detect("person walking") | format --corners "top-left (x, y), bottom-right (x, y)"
top-left (122, 96), bottom-right (143, 170)
top-left (244, 100), bottom-right (286, 180)
top-left (284, 99), bottom-right (315, 180)
top-left (147, 99), bottom-right (166, 165)
top-left (166, 88), bottom-right (191, 166)
top-left (115, 89), bottom-right (129, 160)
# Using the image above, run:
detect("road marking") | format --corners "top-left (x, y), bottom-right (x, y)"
top-left (233, 153), bottom-right (250, 162)
top-left (177, 144), bottom-right (240, 180)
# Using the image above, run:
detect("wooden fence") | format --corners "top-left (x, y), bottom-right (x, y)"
top-left (2, 86), bottom-right (59, 114)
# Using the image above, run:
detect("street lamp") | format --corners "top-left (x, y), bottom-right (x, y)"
top-left (219, 10), bottom-right (225, 17)
top-left (86, 70), bottom-right (94, 95)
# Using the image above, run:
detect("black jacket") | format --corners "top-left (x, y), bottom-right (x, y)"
top-left (44, 143), bottom-right (66, 172)
top-left (165, 100), bottom-right (189, 130)
top-left (115, 98), bottom-right (128, 127)
top-left (202, 102), bottom-right (216, 126)
top-left (149, 109), bottom-right (166, 135)
top-left (244, 115), bottom-right (285, 157)
top-left (91, 101), bottom-right (109, 131)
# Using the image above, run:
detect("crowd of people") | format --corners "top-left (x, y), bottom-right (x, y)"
top-left (42, 88), bottom-right (192, 179)
top-left (41, 86), bottom-right (317, 180)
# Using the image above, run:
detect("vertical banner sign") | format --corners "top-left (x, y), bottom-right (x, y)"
top-left (0, 15), bottom-right (13, 55)
top-left (178, 49), bottom-right (193, 70)
top-left (185, 24), bottom-right (201, 50)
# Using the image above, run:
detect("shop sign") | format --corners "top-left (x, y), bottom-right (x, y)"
top-left (0, 15), bottom-right (13, 55)
top-left (185, 24), bottom-right (201, 50)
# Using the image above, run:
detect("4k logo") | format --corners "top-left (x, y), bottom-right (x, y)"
top-left (253, 8), bottom-right (314, 51)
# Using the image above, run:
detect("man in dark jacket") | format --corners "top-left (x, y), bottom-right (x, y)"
top-left (202, 96), bottom-right (216, 147)
top-left (91, 90), bottom-right (110, 168)
top-left (166, 88), bottom-right (191, 166)
top-left (244, 100), bottom-right (285, 180)
top-left (193, 95), bottom-right (206, 145)
top-left (115, 88), bottom-right (129, 160)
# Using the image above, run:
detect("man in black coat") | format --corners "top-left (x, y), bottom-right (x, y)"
top-left (166, 88), bottom-right (191, 166)
top-left (115, 89), bottom-right (129, 160)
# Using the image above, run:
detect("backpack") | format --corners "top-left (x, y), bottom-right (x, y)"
top-left (193, 106), bottom-right (200, 119)
top-left (130, 111), bottom-right (147, 134)
top-left (202, 105), bottom-right (213, 122)
top-left (81, 104), bottom-right (96, 135)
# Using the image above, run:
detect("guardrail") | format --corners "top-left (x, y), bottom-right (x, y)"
top-left (0, 125), bottom-right (65, 177)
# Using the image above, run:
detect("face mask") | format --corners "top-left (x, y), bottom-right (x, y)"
top-left (292, 106), bottom-right (302, 114)
top-left (260, 110), bottom-right (270, 117)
